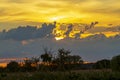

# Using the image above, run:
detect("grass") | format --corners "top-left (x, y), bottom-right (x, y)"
top-left (0, 70), bottom-right (120, 80)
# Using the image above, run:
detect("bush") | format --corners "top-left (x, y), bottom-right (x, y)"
top-left (7, 61), bottom-right (20, 72)
top-left (94, 59), bottom-right (110, 69)
top-left (111, 55), bottom-right (120, 71)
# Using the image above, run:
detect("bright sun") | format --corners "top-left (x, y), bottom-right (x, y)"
top-left (55, 37), bottom-right (64, 41)
top-left (50, 16), bottom-right (65, 22)
top-left (51, 17), bottom-right (59, 21)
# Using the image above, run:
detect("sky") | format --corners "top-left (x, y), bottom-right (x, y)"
top-left (0, 0), bottom-right (120, 66)
top-left (0, 0), bottom-right (120, 30)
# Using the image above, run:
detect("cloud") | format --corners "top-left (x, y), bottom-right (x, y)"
top-left (0, 22), bottom-right (56, 40)
top-left (0, 8), bottom-right (6, 16)
top-left (0, 22), bottom-right (120, 41)
top-left (6, 0), bottom-right (30, 3)
top-left (59, 0), bottom-right (88, 4)
top-left (0, 0), bottom-right (120, 30)
top-left (65, 24), bottom-right (73, 37)
top-left (0, 37), bottom-right (120, 62)
top-left (21, 40), bottom-right (29, 45)
top-left (0, 8), bottom-right (29, 17)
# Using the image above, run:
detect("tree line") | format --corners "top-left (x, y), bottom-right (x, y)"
top-left (0, 48), bottom-right (120, 72)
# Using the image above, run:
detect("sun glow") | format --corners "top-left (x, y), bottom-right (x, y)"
top-left (49, 16), bottom-right (65, 22)
top-left (51, 17), bottom-right (59, 21)
top-left (0, 63), bottom-right (7, 67)
top-left (52, 21), bottom-right (120, 41)
top-left (103, 32), bottom-right (119, 38)
top-left (80, 33), bottom-right (94, 39)
top-left (55, 37), bottom-right (64, 41)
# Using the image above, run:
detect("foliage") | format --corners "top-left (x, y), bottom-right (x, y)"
top-left (94, 59), bottom-right (110, 69)
top-left (0, 67), bottom-right (6, 72)
top-left (111, 55), bottom-right (120, 71)
top-left (3, 48), bottom-right (120, 73)
top-left (6, 61), bottom-right (19, 72)
top-left (41, 53), bottom-right (52, 63)
top-left (31, 57), bottom-right (40, 70)
top-left (40, 47), bottom-right (52, 63)
top-left (56, 48), bottom-right (71, 71)
top-left (66, 55), bottom-right (83, 64)
top-left (22, 57), bottom-right (36, 72)
top-left (1, 50), bottom-right (120, 80)
top-left (0, 71), bottom-right (120, 80)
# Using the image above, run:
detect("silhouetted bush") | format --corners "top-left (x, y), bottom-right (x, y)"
top-left (6, 61), bottom-right (19, 72)
top-left (111, 55), bottom-right (120, 71)
top-left (94, 59), bottom-right (110, 69)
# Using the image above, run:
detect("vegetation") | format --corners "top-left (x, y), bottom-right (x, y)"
top-left (40, 48), bottom-right (52, 64)
top-left (7, 61), bottom-right (19, 72)
top-left (0, 71), bottom-right (120, 80)
top-left (111, 55), bottom-right (120, 71)
top-left (94, 59), bottom-right (110, 69)
top-left (0, 48), bottom-right (120, 80)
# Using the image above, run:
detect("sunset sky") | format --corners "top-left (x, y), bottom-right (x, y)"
top-left (0, 0), bottom-right (120, 30)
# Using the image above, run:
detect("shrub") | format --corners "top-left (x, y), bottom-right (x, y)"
top-left (111, 55), bottom-right (120, 71)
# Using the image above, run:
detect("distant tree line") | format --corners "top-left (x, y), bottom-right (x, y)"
top-left (0, 48), bottom-right (120, 72)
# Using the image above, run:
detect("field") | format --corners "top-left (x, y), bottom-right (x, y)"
top-left (0, 70), bottom-right (120, 80)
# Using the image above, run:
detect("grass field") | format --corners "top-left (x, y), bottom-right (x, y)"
top-left (0, 70), bottom-right (120, 80)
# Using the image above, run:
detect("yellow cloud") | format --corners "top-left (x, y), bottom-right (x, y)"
top-left (0, 0), bottom-right (120, 30)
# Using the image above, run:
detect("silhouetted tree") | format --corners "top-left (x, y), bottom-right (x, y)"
top-left (67, 55), bottom-right (83, 64)
top-left (94, 59), bottom-right (110, 69)
top-left (111, 55), bottom-right (120, 71)
top-left (57, 48), bottom-right (71, 71)
top-left (7, 61), bottom-right (19, 72)
top-left (41, 54), bottom-right (52, 63)
top-left (39, 48), bottom-right (53, 71)
top-left (31, 57), bottom-right (40, 70)
top-left (23, 57), bottom-right (35, 72)
top-left (0, 67), bottom-right (6, 72)
top-left (40, 48), bottom-right (52, 64)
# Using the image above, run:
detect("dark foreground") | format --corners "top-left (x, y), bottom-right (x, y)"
top-left (0, 70), bottom-right (120, 80)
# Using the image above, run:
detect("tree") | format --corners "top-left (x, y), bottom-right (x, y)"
top-left (7, 61), bottom-right (19, 72)
top-left (94, 59), bottom-right (110, 69)
top-left (67, 55), bottom-right (83, 64)
top-left (57, 48), bottom-right (71, 71)
top-left (111, 55), bottom-right (120, 71)
top-left (40, 48), bottom-right (53, 71)
top-left (40, 48), bottom-right (53, 64)
top-left (23, 57), bottom-right (35, 72)
top-left (41, 53), bottom-right (52, 63)
top-left (31, 57), bottom-right (40, 70)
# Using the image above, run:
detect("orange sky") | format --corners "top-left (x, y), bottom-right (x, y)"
top-left (0, 0), bottom-right (120, 30)
top-left (0, 63), bottom-right (7, 67)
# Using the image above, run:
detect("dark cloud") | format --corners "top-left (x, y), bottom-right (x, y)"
top-left (65, 24), bottom-right (73, 38)
top-left (105, 26), bottom-right (120, 32)
top-left (0, 22), bottom-right (56, 40)
top-left (74, 22), bottom-right (98, 39)
top-left (0, 22), bottom-right (119, 41)
top-left (84, 33), bottom-right (106, 40)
